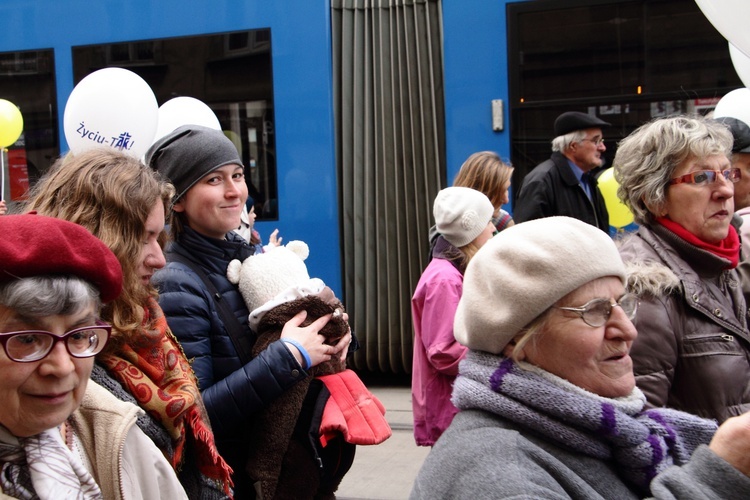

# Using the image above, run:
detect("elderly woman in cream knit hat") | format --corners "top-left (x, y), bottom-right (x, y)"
top-left (411, 216), bottom-right (750, 499)
top-left (411, 186), bottom-right (496, 447)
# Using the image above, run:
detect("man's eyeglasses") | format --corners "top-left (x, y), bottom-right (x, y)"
top-left (668, 168), bottom-right (741, 186)
top-left (579, 137), bottom-right (605, 146)
top-left (555, 294), bottom-right (639, 328)
top-left (0, 324), bottom-right (111, 363)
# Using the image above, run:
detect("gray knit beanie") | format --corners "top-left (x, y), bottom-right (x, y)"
top-left (454, 216), bottom-right (626, 354)
top-left (145, 124), bottom-right (242, 201)
top-left (434, 187), bottom-right (494, 248)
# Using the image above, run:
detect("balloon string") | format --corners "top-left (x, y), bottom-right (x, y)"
top-left (0, 148), bottom-right (5, 203)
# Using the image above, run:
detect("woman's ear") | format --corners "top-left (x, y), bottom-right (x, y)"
top-left (173, 199), bottom-right (185, 213)
top-left (502, 338), bottom-right (525, 360)
top-left (644, 197), bottom-right (667, 218)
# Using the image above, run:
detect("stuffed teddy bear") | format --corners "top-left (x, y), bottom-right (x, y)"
top-left (227, 241), bottom-right (390, 500)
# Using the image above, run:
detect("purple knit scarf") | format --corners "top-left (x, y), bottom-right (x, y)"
top-left (452, 351), bottom-right (718, 494)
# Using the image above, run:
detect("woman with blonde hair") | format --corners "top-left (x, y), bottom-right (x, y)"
top-left (412, 187), bottom-right (496, 446)
top-left (453, 151), bottom-right (514, 231)
top-left (24, 149), bottom-right (232, 498)
top-left (427, 152), bottom-right (514, 259)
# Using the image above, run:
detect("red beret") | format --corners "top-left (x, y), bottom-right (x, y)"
top-left (0, 214), bottom-right (123, 303)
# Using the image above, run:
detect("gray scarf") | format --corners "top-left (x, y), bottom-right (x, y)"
top-left (452, 351), bottom-right (718, 494)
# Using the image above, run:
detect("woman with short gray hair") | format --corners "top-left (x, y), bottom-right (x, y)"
top-left (615, 114), bottom-right (749, 424)
top-left (0, 213), bottom-right (188, 499)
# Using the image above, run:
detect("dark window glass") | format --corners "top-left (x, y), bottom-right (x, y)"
top-left (507, 0), bottom-right (742, 200)
top-left (72, 28), bottom-right (278, 219)
top-left (0, 49), bottom-right (58, 203)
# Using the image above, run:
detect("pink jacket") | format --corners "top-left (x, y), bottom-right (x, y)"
top-left (411, 257), bottom-right (467, 446)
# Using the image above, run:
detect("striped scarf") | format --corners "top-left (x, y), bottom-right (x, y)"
top-left (452, 351), bottom-right (718, 494)
top-left (97, 297), bottom-right (232, 495)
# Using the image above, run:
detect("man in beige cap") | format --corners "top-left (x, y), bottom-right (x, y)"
top-left (514, 111), bottom-right (611, 233)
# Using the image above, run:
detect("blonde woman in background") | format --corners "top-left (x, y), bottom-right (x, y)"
top-left (453, 151), bottom-right (514, 231)
top-left (428, 152), bottom-right (514, 258)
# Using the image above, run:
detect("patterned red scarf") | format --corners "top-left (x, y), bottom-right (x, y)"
top-left (98, 297), bottom-right (233, 494)
top-left (656, 216), bottom-right (740, 268)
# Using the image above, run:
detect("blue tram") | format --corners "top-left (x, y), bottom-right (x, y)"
top-left (0, 0), bottom-right (738, 373)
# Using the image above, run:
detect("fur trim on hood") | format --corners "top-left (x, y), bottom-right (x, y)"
top-left (624, 259), bottom-right (681, 298)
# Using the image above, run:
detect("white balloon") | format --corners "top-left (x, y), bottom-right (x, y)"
top-left (713, 88), bottom-right (750, 126)
top-left (695, 0), bottom-right (750, 60)
top-left (63, 68), bottom-right (158, 158)
top-left (153, 96), bottom-right (221, 143)
top-left (729, 42), bottom-right (750, 88)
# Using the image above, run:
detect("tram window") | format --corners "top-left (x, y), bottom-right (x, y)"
top-left (0, 49), bottom-right (58, 202)
top-left (507, 0), bottom-right (742, 195)
top-left (72, 28), bottom-right (278, 220)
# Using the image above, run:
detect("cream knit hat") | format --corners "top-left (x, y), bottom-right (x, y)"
top-left (434, 187), bottom-right (494, 248)
top-left (454, 216), bottom-right (626, 354)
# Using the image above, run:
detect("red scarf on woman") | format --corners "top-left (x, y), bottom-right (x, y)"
top-left (656, 216), bottom-right (740, 268)
top-left (98, 297), bottom-right (233, 494)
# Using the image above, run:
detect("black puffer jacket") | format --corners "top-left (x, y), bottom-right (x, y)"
top-left (154, 227), bottom-right (308, 496)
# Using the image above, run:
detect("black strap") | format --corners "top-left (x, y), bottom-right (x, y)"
top-left (167, 251), bottom-right (253, 364)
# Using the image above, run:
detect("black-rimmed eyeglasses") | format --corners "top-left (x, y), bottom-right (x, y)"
top-left (554, 294), bottom-right (639, 328)
top-left (0, 325), bottom-right (111, 363)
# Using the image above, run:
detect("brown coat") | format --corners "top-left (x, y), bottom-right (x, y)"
top-left (618, 224), bottom-right (750, 423)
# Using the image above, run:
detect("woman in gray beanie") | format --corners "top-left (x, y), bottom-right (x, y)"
top-left (411, 216), bottom-right (750, 499)
top-left (411, 186), bottom-right (495, 447)
top-left (146, 125), bottom-right (351, 497)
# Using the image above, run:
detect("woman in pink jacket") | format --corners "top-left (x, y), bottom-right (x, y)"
top-left (411, 187), bottom-right (495, 446)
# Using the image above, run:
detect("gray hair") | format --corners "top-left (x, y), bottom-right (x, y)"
top-left (551, 129), bottom-right (587, 153)
top-left (0, 276), bottom-right (100, 319)
top-left (614, 115), bottom-right (732, 225)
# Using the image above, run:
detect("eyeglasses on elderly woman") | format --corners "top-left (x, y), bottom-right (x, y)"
top-left (555, 293), bottom-right (639, 328)
top-left (668, 168), bottom-right (741, 186)
top-left (0, 324), bottom-right (111, 362)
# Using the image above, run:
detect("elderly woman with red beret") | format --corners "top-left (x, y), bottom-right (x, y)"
top-left (25, 149), bottom-right (232, 498)
top-left (0, 214), bottom-right (187, 499)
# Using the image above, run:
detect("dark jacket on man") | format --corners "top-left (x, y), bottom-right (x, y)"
top-left (513, 152), bottom-right (610, 233)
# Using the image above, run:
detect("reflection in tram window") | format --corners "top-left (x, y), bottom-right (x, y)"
top-left (72, 29), bottom-right (278, 220)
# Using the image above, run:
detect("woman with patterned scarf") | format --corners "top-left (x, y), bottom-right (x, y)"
top-left (616, 115), bottom-right (750, 424)
top-left (411, 217), bottom-right (750, 498)
top-left (24, 149), bottom-right (233, 499)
